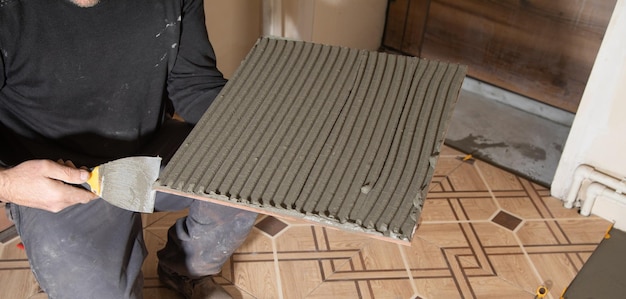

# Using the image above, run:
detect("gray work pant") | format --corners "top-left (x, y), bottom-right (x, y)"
top-left (7, 193), bottom-right (257, 299)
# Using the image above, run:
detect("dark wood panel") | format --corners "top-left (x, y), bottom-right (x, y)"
top-left (383, 0), bottom-right (431, 56)
top-left (383, 0), bottom-right (411, 50)
top-left (401, 0), bottom-right (431, 55)
top-left (419, 0), bottom-right (617, 112)
top-left (382, 0), bottom-right (616, 113)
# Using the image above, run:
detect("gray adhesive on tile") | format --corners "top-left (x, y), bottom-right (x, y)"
top-left (157, 37), bottom-right (467, 242)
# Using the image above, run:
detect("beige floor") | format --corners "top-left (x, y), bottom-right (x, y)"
top-left (0, 145), bottom-right (610, 299)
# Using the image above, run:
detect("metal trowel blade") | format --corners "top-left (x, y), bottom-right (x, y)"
top-left (87, 156), bottom-right (162, 213)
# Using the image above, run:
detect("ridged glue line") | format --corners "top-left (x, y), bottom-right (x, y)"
top-left (288, 49), bottom-right (366, 211)
top-left (393, 65), bottom-right (467, 237)
top-left (244, 43), bottom-right (331, 205)
top-left (352, 58), bottom-right (431, 226)
top-left (257, 45), bottom-right (342, 206)
top-left (298, 50), bottom-right (372, 213)
top-left (220, 39), bottom-right (310, 203)
top-left (347, 56), bottom-right (421, 223)
top-left (313, 51), bottom-right (384, 215)
top-left (335, 53), bottom-right (401, 222)
top-left (170, 38), bottom-right (277, 192)
top-left (160, 38), bottom-right (270, 188)
top-left (373, 61), bottom-right (447, 234)
top-left (385, 63), bottom-right (458, 236)
top-left (359, 59), bottom-right (436, 230)
top-left (196, 39), bottom-right (290, 194)
top-left (278, 47), bottom-right (361, 209)
top-left (323, 52), bottom-right (391, 217)
top-left (233, 41), bottom-right (320, 203)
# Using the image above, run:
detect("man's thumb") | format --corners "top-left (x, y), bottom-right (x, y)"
top-left (50, 163), bottom-right (90, 184)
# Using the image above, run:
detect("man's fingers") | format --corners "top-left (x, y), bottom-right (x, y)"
top-left (45, 160), bottom-right (90, 184)
top-left (65, 185), bottom-right (100, 203)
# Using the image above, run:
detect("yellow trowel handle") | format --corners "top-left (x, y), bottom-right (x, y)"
top-left (86, 166), bottom-right (102, 196)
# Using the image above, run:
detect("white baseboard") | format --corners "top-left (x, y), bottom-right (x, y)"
top-left (590, 195), bottom-right (626, 231)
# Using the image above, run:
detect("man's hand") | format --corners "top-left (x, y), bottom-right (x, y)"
top-left (0, 160), bottom-right (99, 212)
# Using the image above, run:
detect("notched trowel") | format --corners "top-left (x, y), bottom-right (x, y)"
top-left (86, 156), bottom-right (162, 213)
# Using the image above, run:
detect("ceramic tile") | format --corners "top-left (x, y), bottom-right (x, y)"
top-left (0, 226), bottom-right (18, 245)
top-left (231, 261), bottom-right (280, 299)
top-left (0, 150), bottom-right (614, 299)
top-left (542, 196), bottom-right (582, 219)
top-left (0, 205), bottom-right (13, 232)
top-left (487, 254), bottom-right (540, 292)
top-left (491, 211), bottom-right (523, 231)
top-left (237, 229), bottom-right (274, 254)
top-left (142, 229), bottom-right (168, 279)
top-left (472, 222), bottom-right (519, 247)
top-left (278, 260), bottom-right (325, 298)
top-left (367, 279), bottom-right (416, 299)
top-left (445, 162), bottom-right (488, 192)
top-left (358, 242), bottom-right (406, 270)
top-left (413, 278), bottom-right (462, 299)
top-left (420, 198), bottom-right (458, 222)
top-left (413, 223), bottom-right (469, 248)
top-left (517, 221), bottom-right (562, 246)
top-left (275, 226), bottom-right (318, 252)
top-left (431, 156), bottom-right (465, 177)
top-left (474, 161), bottom-right (524, 191)
top-left (255, 216), bottom-right (288, 237)
top-left (528, 253), bottom-right (580, 297)
top-left (0, 269), bottom-right (39, 298)
top-left (496, 196), bottom-right (543, 219)
top-left (519, 179), bottom-right (556, 219)
top-left (303, 280), bottom-right (367, 299)
top-left (0, 236), bottom-right (28, 260)
top-left (466, 276), bottom-right (532, 299)
top-left (321, 226), bottom-right (373, 251)
top-left (427, 179), bottom-right (450, 195)
top-left (403, 237), bottom-right (452, 269)
top-left (143, 210), bottom-right (187, 229)
top-left (459, 197), bottom-right (499, 220)
top-left (557, 219), bottom-right (611, 244)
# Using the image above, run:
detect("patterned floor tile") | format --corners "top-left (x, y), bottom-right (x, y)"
top-left (459, 197), bottom-right (500, 221)
top-left (0, 145), bottom-right (613, 299)
top-left (0, 269), bottom-right (39, 298)
top-left (495, 196), bottom-right (543, 219)
top-left (232, 260), bottom-right (280, 298)
top-left (528, 253), bottom-right (581, 297)
top-left (255, 216), bottom-right (289, 237)
top-left (487, 254), bottom-right (539, 293)
top-left (466, 276), bottom-right (531, 299)
top-left (491, 211), bottom-right (523, 231)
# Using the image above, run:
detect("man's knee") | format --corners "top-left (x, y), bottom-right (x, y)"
top-left (14, 200), bottom-right (146, 299)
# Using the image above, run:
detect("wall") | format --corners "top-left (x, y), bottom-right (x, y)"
top-left (204, 0), bottom-right (263, 79)
top-left (552, 0), bottom-right (626, 229)
top-left (264, 0), bottom-right (388, 50)
top-left (204, 0), bottom-right (386, 78)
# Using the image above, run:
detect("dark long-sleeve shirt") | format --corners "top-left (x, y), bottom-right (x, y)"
top-left (0, 0), bottom-right (227, 166)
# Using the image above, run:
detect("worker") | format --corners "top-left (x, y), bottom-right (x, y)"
top-left (0, 0), bottom-right (257, 298)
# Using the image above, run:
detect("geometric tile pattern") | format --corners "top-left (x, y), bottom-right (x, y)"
top-left (0, 145), bottom-right (611, 298)
top-left (491, 210), bottom-right (523, 231)
top-left (254, 216), bottom-right (289, 237)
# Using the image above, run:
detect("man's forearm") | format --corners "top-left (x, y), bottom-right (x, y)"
top-left (0, 166), bottom-right (8, 203)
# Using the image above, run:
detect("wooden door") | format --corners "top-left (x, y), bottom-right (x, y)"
top-left (383, 0), bottom-right (617, 113)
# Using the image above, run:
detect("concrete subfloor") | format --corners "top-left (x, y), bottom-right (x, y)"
top-left (445, 81), bottom-right (573, 187)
